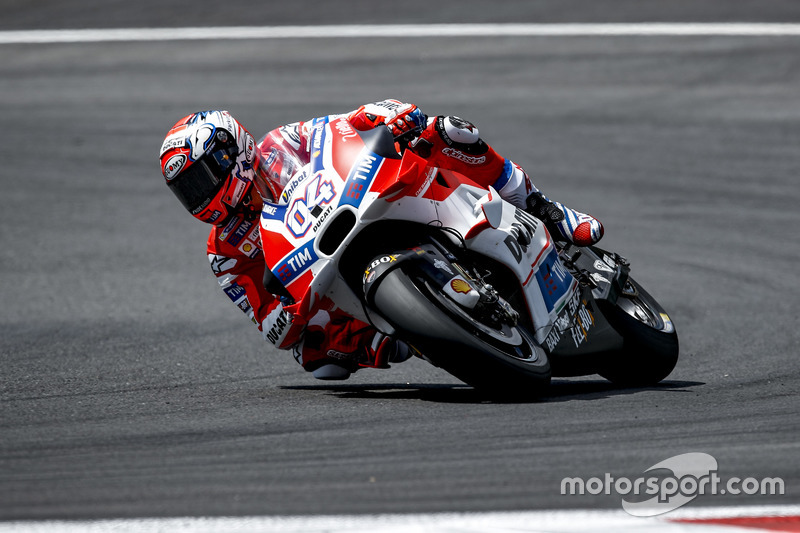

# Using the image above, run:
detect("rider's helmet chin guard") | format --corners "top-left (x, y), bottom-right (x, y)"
top-left (159, 110), bottom-right (267, 226)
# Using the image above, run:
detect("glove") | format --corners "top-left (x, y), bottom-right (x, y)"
top-left (383, 104), bottom-right (427, 141)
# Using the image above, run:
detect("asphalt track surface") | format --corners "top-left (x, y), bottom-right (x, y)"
top-left (1, 0), bottom-right (799, 523)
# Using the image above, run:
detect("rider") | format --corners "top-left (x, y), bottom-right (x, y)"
top-left (158, 100), bottom-right (603, 380)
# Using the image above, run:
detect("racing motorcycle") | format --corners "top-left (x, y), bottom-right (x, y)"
top-left (259, 117), bottom-right (679, 395)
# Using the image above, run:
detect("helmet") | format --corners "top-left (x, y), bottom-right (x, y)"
top-left (159, 110), bottom-right (259, 225)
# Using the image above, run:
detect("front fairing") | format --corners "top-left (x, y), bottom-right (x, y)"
top-left (257, 118), bottom-right (404, 321)
top-left (256, 117), bottom-right (582, 346)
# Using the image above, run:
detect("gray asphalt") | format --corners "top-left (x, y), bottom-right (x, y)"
top-left (1, 0), bottom-right (799, 521)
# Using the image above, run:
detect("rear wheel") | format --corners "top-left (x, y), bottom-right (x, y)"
top-left (370, 266), bottom-right (551, 396)
top-left (598, 278), bottom-right (679, 386)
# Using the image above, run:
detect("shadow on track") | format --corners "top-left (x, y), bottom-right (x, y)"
top-left (281, 379), bottom-right (703, 404)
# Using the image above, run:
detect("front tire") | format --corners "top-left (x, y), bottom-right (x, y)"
top-left (370, 267), bottom-right (551, 395)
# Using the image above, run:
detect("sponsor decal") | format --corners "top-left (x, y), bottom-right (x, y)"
top-left (237, 298), bottom-right (252, 314)
top-left (208, 210), bottom-right (222, 223)
top-left (227, 219), bottom-right (253, 247)
top-left (160, 135), bottom-right (186, 156)
top-left (261, 203), bottom-right (286, 228)
top-left (311, 204), bottom-right (334, 233)
top-left (163, 154), bottom-right (186, 180)
top-left (450, 278), bottom-right (472, 294)
top-left (368, 254), bottom-right (398, 269)
top-left (239, 241), bottom-right (254, 255)
top-left (544, 292), bottom-right (595, 351)
top-left (310, 117), bottom-right (328, 172)
top-left (209, 254), bottom-right (237, 275)
top-left (436, 116), bottom-right (454, 145)
top-left (286, 173), bottom-right (336, 238)
top-left (223, 282), bottom-right (246, 302)
top-left (312, 121), bottom-right (325, 151)
top-left (229, 176), bottom-right (247, 206)
top-left (244, 134), bottom-right (254, 162)
top-left (570, 300), bottom-right (595, 348)
top-left (190, 197), bottom-right (212, 216)
top-left (246, 224), bottom-right (261, 244)
top-left (326, 350), bottom-right (349, 360)
top-left (339, 152), bottom-right (382, 209)
top-left (280, 169), bottom-right (310, 204)
top-left (414, 167), bottom-right (437, 196)
top-left (504, 209), bottom-right (540, 263)
top-left (218, 216), bottom-right (240, 241)
top-left (333, 117), bottom-right (358, 142)
top-left (593, 259), bottom-right (614, 273)
top-left (363, 254), bottom-right (399, 283)
top-left (263, 306), bottom-right (292, 346)
top-left (433, 259), bottom-right (454, 275)
top-left (442, 147), bottom-right (486, 165)
top-left (238, 225), bottom-right (261, 257)
top-left (535, 251), bottom-right (573, 313)
top-left (273, 241), bottom-right (318, 285)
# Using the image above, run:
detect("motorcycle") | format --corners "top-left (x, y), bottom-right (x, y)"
top-left (259, 116), bottom-right (679, 395)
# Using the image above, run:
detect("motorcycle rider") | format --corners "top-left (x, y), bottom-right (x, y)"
top-left (158, 100), bottom-right (603, 380)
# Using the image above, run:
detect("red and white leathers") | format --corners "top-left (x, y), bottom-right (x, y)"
top-left (208, 99), bottom-right (602, 379)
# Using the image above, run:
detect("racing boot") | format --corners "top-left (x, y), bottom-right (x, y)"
top-left (526, 190), bottom-right (604, 246)
top-left (363, 333), bottom-right (416, 369)
top-left (301, 323), bottom-right (415, 381)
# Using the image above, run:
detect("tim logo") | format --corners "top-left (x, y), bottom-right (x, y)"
top-left (535, 252), bottom-right (572, 312)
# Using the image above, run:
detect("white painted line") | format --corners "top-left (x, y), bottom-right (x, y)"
top-left (0, 505), bottom-right (797, 532)
top-left (4, 23), bottom-right (800, 44)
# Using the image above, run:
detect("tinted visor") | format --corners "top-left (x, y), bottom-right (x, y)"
top-left (167, 138), bottom-right (240, 214)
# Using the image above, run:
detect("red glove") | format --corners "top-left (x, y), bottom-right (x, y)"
top-left (348, 101), bottom-right (427, 140)
top-left (383, 103), bottom-right (427, 139)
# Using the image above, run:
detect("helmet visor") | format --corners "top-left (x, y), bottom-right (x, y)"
top-left (168, 160), bottom-right (225, 214)
top-left (168, 141), bottom-right (240, 214)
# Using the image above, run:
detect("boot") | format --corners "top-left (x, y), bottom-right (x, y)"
top-left (526, 191), bottom-right (604, 246)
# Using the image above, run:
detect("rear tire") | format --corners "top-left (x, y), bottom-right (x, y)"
top-left (370, 267), bottom-right (551, 396)
top-left (598, 278), bottom-right (679, 386)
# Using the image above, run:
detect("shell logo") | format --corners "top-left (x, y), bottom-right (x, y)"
top-left (450, 278), bottom-right (472, 294)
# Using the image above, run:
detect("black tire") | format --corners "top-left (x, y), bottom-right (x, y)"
top-left (597, 278), bottom-right (679, 386)
top-left (370, 267), bottom-right (551, 395)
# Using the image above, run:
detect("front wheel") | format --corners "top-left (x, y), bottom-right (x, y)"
top-left (598, 277), bottom-right (679, 386)
top-left (370, 267), bottom-right (551, 396)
